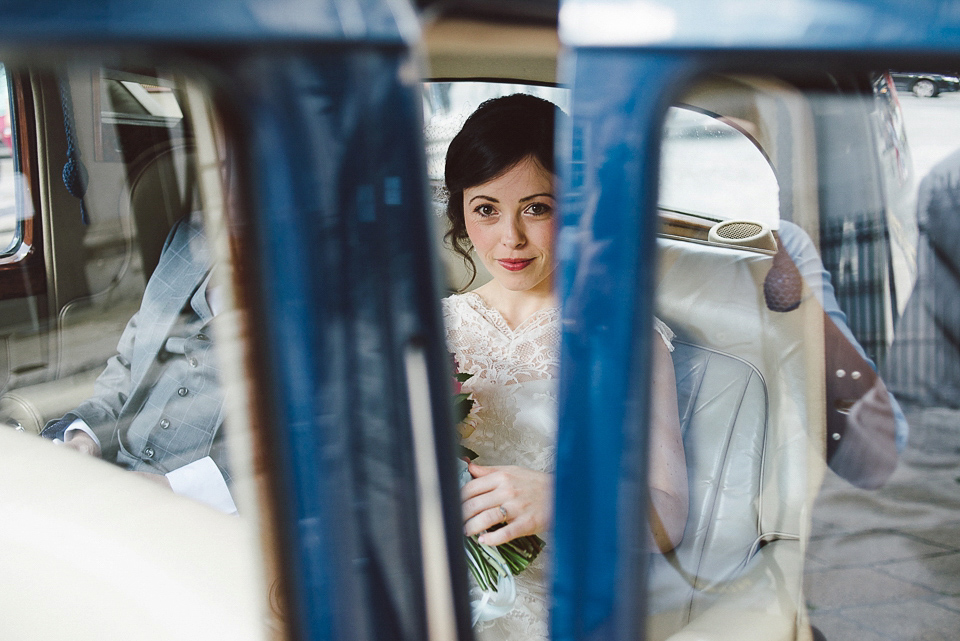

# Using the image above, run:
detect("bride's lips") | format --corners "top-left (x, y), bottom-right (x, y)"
top-left (497, 258), bottom-right (534, 272)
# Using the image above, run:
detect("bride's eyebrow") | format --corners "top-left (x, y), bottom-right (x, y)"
top-left (519, 193), bottom-right (554, 202)
top-left (468, 195), bottom-right (498, 204)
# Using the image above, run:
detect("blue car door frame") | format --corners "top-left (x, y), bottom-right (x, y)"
top-left (552, 1), bottom-right (960, 639)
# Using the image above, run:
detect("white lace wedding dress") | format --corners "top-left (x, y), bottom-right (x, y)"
top-left (444, 291), bottom-right (559, 641)
top-left (443, 291), bottom-right (674, 641)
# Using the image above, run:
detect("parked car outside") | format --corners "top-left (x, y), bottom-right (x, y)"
top-left (891, 71), bottom-right (960, 97)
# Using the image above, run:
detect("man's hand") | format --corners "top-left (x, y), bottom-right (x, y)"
top-left (131, 471), bottom-right (173, 490)
top-left (63, 430), bottom-right (101, 457)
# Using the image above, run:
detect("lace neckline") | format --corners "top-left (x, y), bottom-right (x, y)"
top-left (462, 291), bottom-right (560, 336)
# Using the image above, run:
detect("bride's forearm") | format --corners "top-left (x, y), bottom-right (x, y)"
top-left (647, 488), bottom-right (687, 553)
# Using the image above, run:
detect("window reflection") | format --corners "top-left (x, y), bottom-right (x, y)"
top-left (0, 62), bottom-right (272, 640)
top-left (659, 106), bottom-right (779, 228)
top-left (653, 73), bottom-right (960, 641)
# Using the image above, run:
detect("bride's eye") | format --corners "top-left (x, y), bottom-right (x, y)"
top-left (474, 203), bottom-right (497, 217)
top-left (525, 202), bottom-right (552, 216)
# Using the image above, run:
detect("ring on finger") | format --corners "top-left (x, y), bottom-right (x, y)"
top-left (498, 505), bottom-right (508, 523)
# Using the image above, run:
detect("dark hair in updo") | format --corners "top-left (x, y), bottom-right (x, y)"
top-left (444, 93), bottom-right (564, 290)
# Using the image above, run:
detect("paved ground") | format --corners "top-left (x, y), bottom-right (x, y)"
top-left (805, 407), bottom-right (960, 641)
top-left (803, 89), bottom-right (960, 641)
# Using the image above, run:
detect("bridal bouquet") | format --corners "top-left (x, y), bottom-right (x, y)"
top-left (452, 360), bottom-right (545, 622)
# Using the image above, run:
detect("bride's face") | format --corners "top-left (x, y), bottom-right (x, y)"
top-left (463, 156), bottom-right (557, 296)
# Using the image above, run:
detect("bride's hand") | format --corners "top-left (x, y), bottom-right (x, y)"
top-left (461, 461), bottom-right (552, 546)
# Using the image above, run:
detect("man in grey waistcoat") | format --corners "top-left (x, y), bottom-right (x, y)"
top-left (42, 211), bottom-right (235, 514)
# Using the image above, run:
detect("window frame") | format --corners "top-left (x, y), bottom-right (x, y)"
top-left (0, 70), bottom-right (45, 300)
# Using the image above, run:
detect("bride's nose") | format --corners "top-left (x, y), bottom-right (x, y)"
top-left (501, 215), bottom-right (526, 248)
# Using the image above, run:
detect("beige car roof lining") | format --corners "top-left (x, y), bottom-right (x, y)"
top-left (421, 17), bottom-right (560, 84)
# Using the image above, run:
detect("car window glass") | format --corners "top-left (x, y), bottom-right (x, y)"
top-left (0, 62), bottom-right (275, 640)
top-left (650, 71), bottom-right (960, 641)
top-left (659, 106), bottom-right (779, 228)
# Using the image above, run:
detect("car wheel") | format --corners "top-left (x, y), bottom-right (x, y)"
top-left (912, 79), bottom-right (939, 98)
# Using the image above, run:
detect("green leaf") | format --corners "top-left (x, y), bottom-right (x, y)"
top-left (453, 395), bottom-right (475, 424)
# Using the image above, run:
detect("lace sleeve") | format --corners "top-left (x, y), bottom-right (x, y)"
top-left (654, 316), bottom-right (675, 352)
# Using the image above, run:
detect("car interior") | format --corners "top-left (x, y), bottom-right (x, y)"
top-left (420, 14), bottom-right (912, 641)
top-left (0, 9), bottom-right (923, 641)
top-left (419, 16), bottom-right (844, 641)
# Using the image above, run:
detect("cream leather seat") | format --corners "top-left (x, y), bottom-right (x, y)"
top-left (648, 236), bottom-right (826, 641)
top-left (0, 426), bottom-right (264, 640)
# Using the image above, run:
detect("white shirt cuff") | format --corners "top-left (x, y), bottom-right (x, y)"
top-left (64, 418), bottom-right (102, 455)
top-left (165, 456), bottom-right (238, 515)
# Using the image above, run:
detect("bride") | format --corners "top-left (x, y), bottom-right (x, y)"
top-left (442, 94), bottom-right (688, 640)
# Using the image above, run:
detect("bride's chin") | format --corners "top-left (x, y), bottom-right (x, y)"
top-left (492, 276), bottom-right (534, 291)
top-left (498, 281), bottom-right (553, 297)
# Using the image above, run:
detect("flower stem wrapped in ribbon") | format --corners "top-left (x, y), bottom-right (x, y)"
top-left (458, 468), bottom-right (546, 590)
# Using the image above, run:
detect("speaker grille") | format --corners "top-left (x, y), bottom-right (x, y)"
top-left (716, 221), bottom-right (764, 240)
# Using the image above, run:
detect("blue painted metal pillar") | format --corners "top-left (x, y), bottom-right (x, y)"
top-left (232, 48), bottom-right (472, 641)
top-left (552, 50), bottom-right (694, 641)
